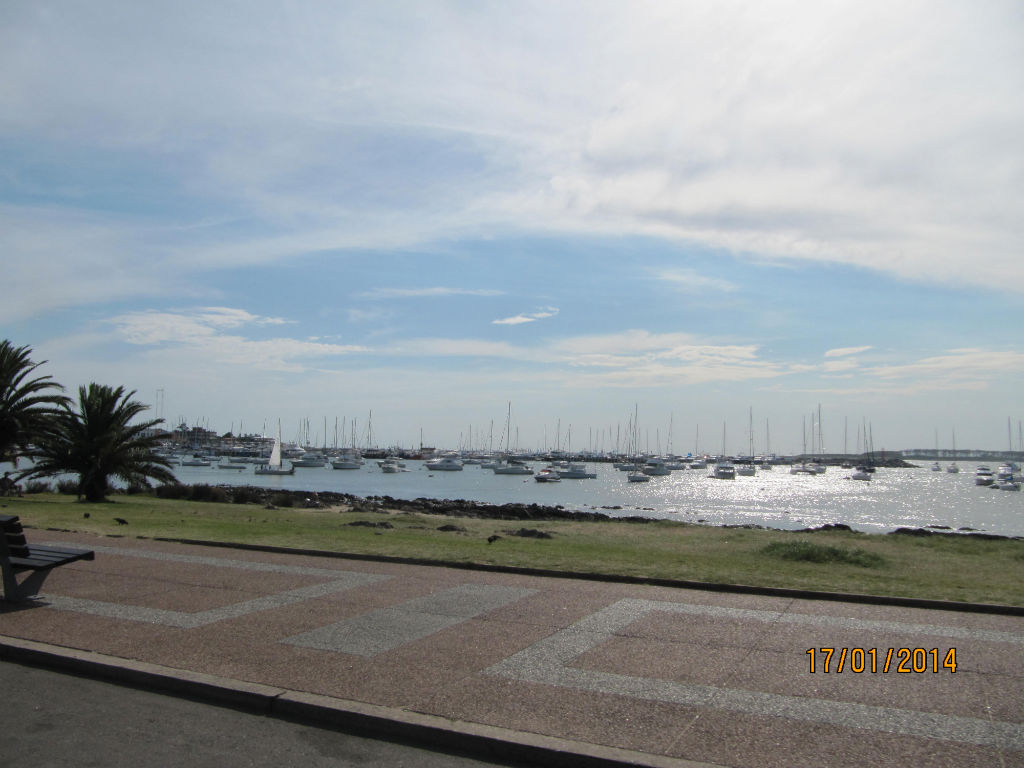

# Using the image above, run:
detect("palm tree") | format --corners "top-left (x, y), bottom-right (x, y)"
top-left (27, 383), bottom-right (176, 502)
top-left (0, 340), bottom-right (70, 465)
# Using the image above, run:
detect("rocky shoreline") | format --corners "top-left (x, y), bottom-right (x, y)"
top-left (162, 483), bottom-right (1018, 540)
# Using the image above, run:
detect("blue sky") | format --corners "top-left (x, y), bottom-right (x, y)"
top-left (2, 1), bottom-right (1023, 453)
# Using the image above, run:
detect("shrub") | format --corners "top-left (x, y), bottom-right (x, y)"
top-left (188, 484), bottom-right (216, 502)
top-left (187, 484), bottom-right (228, 503)
top-left (125, 483), bottom-right (148, 495)
top-left (270, 493), bottom-right (294, 508)
top-left (23, 480), bottom-right (51, 494)
top-left (231, 487), bottom-right (259, 504)
top-left (761, 540), bottom-right (886, 568)
top-left (155, 483), bottom-right (190, 499)
top-left (57, 479), bottom-right (80, 495)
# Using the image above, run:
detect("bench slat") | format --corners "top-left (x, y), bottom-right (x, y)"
top-left (9, 547), bottom-right (95, 569)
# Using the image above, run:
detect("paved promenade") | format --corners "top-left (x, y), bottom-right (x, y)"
top-left (2, 531), bottom-right (1022, 767)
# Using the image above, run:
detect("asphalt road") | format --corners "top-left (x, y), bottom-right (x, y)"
top-left (0, 661), bottom-right (514, 768)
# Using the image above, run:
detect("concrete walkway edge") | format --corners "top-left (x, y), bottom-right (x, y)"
top-left (0, 635), bottom-right (723, 768)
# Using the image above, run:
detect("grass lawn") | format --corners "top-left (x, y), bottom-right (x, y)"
top-left (5, 492), bottom-right (1023, 606)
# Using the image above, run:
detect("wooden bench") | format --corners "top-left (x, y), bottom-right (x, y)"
top-left (1, 514), bottom-right (94, 602)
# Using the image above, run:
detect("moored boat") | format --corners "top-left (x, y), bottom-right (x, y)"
top-left (255, 426), bottom-right (295, 475)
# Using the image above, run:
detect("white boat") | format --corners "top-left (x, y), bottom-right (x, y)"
top-left (710, 462), bottom-right (736, 479)
top-left (492, 458), bottom-right (533, 474)
top-left (974, 466), bottom-right (994, 486)
top-left (850, 466), bottom-right (872, 481)
top-left (292, 452), bottom-right (327, 468)
top-left (993, 462), bottom-right (1020, 490)
top-left (180, 457), bottom-right (211, 467)
top-left (931, 461), bottom-right (942, 472)
top-left (945, 430), bottom-right (960, 473)
top-left (255, 426), bottom-right (295, 475)
top-left (641, 458), bottom-right (671, 476)
top-left (688, 457), bottom-right (707, 470)
top-left (627, 470), bottom-right (651, 482)
top-left (425, 455), bottom-right (463, 471)
top-left (491, 403), bottom-right (532, 474)
top-left (380, 458), bottom-right (403, 473)
top-left (557, 463), bottom-right (597, 479)
top-left (737, 409), bottom-right (757, 476)
top-left (534, 468), bottom-right (561, 482)
top-left (996, 462), bottom-right (1019, 480)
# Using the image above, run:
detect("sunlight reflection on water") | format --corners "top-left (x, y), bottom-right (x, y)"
top-left (162, 460), bottom-right (1024, 536)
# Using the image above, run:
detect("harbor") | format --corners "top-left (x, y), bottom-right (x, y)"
top-left (166, 454), bottom-right (1024, 538)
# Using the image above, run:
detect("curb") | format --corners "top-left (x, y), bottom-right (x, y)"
top-left (154, 536), bottom-right (1024, 616)
top-left (0, 636), bottom-right (721, 768)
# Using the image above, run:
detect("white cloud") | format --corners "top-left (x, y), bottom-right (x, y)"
top-left (825, 346), bottom-right (873, 358)
top-left (492, 307), bottom-right (559, 325)
top-left (108, 308), bottom-right (367, 372)
top-left (359, 287), bottom-right (504, 300)
top-left (656, 268), bottom-right (737, 294)
top-left (865, 348), bottom-right (1024, 386)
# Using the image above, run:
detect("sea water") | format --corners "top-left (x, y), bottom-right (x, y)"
top-left (170, 461), bottom-right (1024, 537)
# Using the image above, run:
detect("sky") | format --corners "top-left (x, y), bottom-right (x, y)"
top-left (2, 1), bottom-right (1023, 455)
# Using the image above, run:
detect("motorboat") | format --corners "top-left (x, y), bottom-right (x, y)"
top-left (974, 466), bottom-right (994, 486)
top-left (534, 468), bottom-right (561, 482)
top-left (380, 458), bottom-right (403, 473)
top-left (931, 461), bottom-right (942, 471)
top-left (292, 452), bottom-right (327, 468)
top-left (994, 462), bottom-right (1020, 490)
top-left (627, 469), bottom-right (651, 483)
top-left (710, 460), bottom-right (736, 479)
top-left (425, 455), bottom-right (464, 471)
top-left (557, 463), bottom-right (597, 479)
top-left (641, 458), bottom-right (671, 476)
top-left (180, 457), bottom-right (211, 467)
top-left (492, 458), bottom-right (533, 475)
top-left (850, 466), bottom-right (871, 481)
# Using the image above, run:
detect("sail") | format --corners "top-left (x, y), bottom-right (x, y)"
top-left (269, 438), bottom-right (282, 468)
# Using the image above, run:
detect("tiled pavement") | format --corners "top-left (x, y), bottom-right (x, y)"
top-left (2, 531), bottom-right (1022, 768)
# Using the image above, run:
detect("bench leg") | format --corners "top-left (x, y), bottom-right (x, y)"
top-left (1, 566), bottom-right (52, 602)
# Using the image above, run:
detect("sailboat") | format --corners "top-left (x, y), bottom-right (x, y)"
top-left (493, 402), bottom-right (533, 474)
top-left (255, 422), bottom-right (295, 475)
top-left (736, 408), bottom-right (756, 476)
top-left (945, 429), bottom-right (960, 473)
top-left (710, 422), bottom-right (736, 479)
top-left (627, 404), bottom-right (651, 482)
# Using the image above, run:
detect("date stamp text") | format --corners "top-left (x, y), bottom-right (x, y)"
top-left (806, 647), bottom-right (957, 673)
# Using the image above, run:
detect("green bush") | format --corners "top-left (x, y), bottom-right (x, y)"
top-left (270, 493), bottom-right (294, 508)
top-left (57, 479), bottom-right (80, 495)
top-left (156, 483), bottom-right (190, 499)
top-left (187, 484), bottom-right (228, 503)
top-left (24, 480), bottom-right (51, 494)
top-left (761, 540), bottom-right (886, 568)
top-left (231, 486), bottom-right (259, 504)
